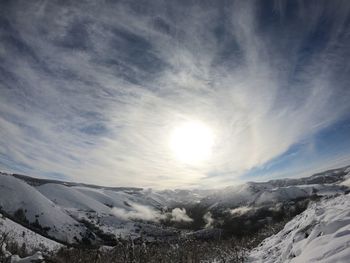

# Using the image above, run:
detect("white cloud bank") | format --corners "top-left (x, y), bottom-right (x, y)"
top-left (111, 203), bottom-right (193, 223)
top-left (170, 208), bottom-right (193, 223)
top-left (111, 203), bottom-right (164, 222)
top-left (229, 206), bottom-right (253, 216)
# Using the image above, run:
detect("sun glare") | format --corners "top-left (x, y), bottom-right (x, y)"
top-left (170, 121), bottom-right (214, 164)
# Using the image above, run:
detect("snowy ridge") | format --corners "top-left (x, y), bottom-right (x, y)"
top-left (202, 182), bottom-right (347, 209)
top-left (248, 194), bottom-right (350, 263)
top-left (203, 166), bottom-right (350, 209)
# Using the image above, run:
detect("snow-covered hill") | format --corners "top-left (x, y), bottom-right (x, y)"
top-left (248, 194), bottom-right (350, 263)
top-left (0, 174), bottom-right (91, 243)
top-left (0, 172), bottom-right (181, 245)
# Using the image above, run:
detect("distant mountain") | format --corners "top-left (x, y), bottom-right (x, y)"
top-left (12, 173), bottom-right (143, 192)
top-left (201, 166), bottom-right (350, 209)
top-left (264, 166), bottom-right (350, 187)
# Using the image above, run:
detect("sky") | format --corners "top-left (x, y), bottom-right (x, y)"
top-left (0, 0), bottom-right (350, 189)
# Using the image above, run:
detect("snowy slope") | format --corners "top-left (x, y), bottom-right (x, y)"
top-left (248, 194), bottom-right (350, 263)
top-left (74, 186), bottom-right (169, 209)
top-left (0, 213), bottom-right (62, 253)
top-left (36, 185), bottom-right (145, 238)
top-left (70, 187), bottom-right (178, 239)
top-left (36, 184), bottom-right (112, 215)
top-left (74, 187), bottom-right (154, 211)
top-left (0, 174), bottom-right (91, 243)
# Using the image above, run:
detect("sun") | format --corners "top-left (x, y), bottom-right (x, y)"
top-left (169, 121), bottom-right (214, 164)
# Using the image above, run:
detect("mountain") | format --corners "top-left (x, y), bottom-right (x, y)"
top-left (201, 166), bottom-right (350, 209)
top-left (0, 171), bottom-right (179, 246)
top-left (0, 165), bottom-right (350, 259)
top-left (0, 174), bottom-right (92, 244)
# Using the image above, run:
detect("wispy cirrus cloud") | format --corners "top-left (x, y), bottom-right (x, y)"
top-left (0, 0), bottom-right (350, 188)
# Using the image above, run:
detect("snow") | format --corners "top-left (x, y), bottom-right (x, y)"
top-left (0, 174), bottom-right (90, 243)
top-left (0, 173), bottom-right (178, 243)
top-left (0, 227), bottom-right (46, 262)
top-left (340, 170), bottom-right (350, 187)
top-left (73, 186), bottom-right (166, 210)
top-left (202, 166), bottom-right (350, 209)
top-left (341, 178), bottom-right (350, 187)
top-left (248, 194), bottom-right (350, 263)
top-left (36, 183), bottom-right (112, 215)
top-left (1, 167), bottom-right (350, 251)
top-left (10, 252), bottom-right (44, 263)
top-left (73, 186), bottom-right (145, 211)
top-left (202, 181), bottom-right (346, 209)
top-left (0, 213), bottom-right (62, 253)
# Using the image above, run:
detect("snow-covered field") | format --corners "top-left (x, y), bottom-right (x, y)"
top-left (248, 194), bottom-right (350, 263)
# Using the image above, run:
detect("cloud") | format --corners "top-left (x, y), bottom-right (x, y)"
top-left (111, 202), bottom-right (164, 222)
top-left (170, 208), bottom-right (193, 223)
top-left (229, 206), bottom-right (253, 216)
top-left (0, 1), bottom-right (350, 188)
top-left (203, 212), bottom-right (214, 229)
top-left (111, 203), bottom-right (193, 223)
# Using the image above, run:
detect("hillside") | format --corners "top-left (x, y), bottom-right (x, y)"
top-left (248, 193), bottom-right (350, 262)
top-left (0, 213), bottom-right (62, 253)
top-left (0, 174), bottom-right (92, 244)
